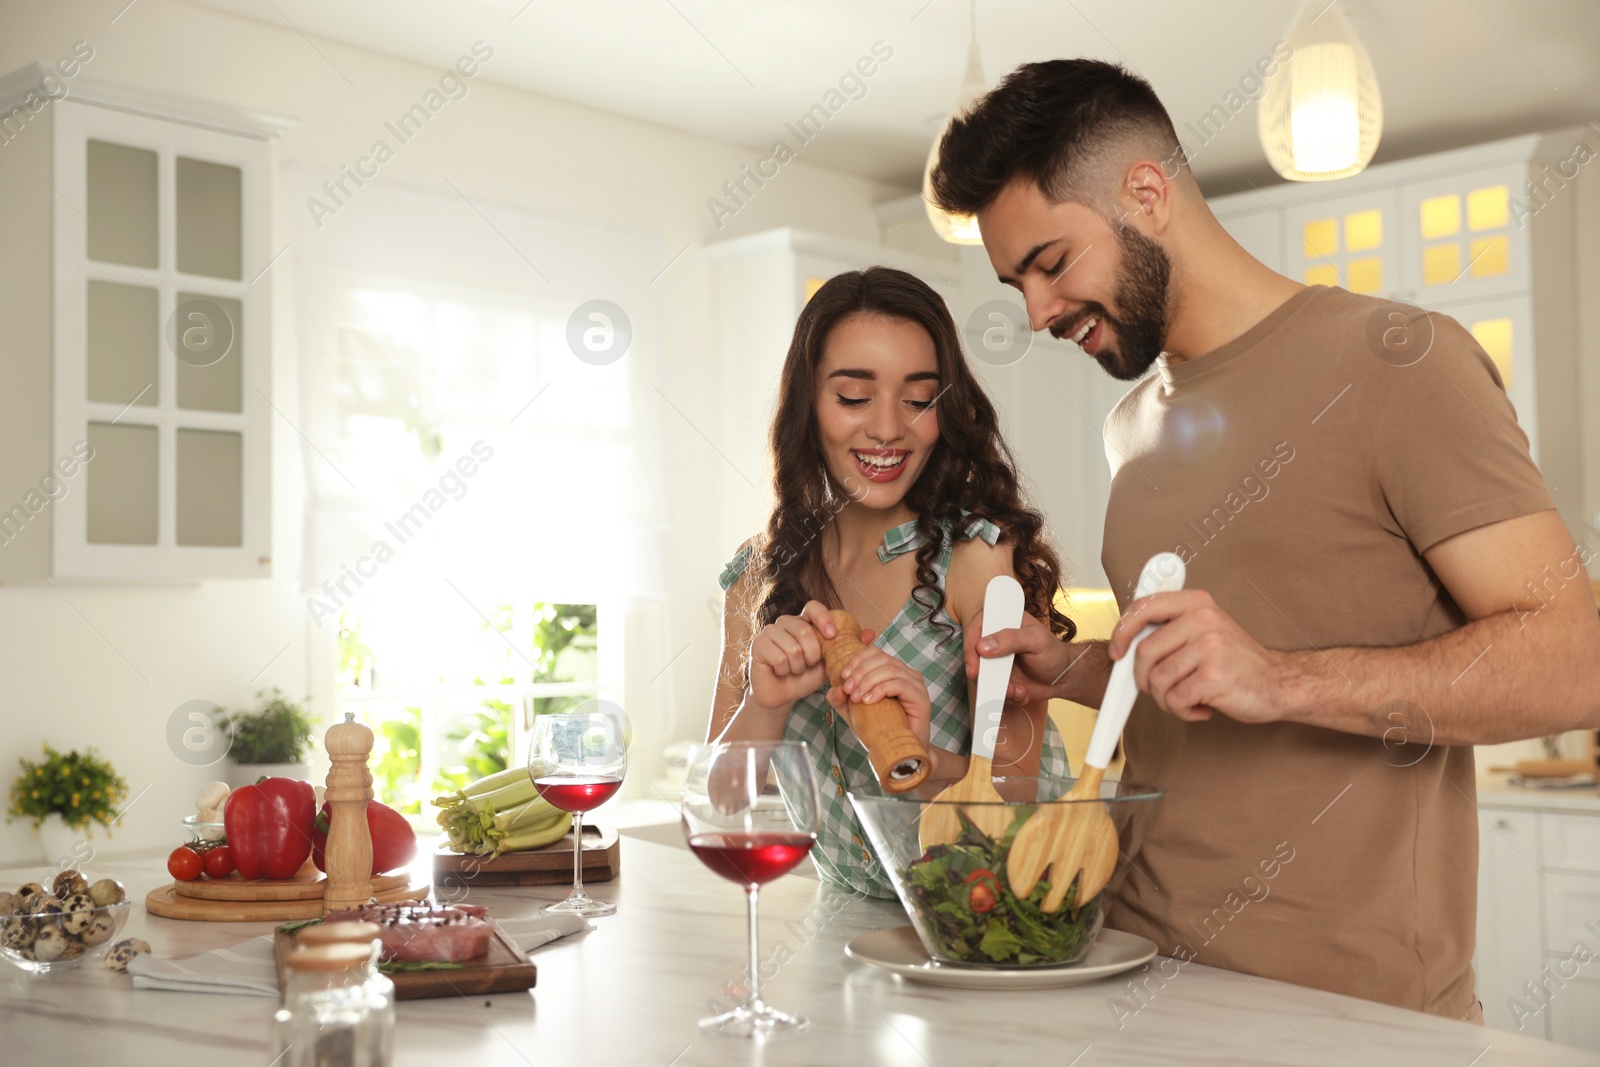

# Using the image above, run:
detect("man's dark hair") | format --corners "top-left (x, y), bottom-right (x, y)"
top-left (931, 59), bottom-right (1189, 219)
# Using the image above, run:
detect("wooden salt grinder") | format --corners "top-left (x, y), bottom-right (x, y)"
top-left (820, 609), bottom-right (931, 793)
top-left (322, 712), bottom-right (374, 913)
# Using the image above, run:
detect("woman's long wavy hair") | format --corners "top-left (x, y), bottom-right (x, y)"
top-left (744, 266), bottom-right (1076, 648)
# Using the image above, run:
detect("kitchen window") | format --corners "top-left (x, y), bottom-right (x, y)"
top-left (335, 599), bottom-right (622, 816)
top-left (292, 170), bottom-right (669, 812)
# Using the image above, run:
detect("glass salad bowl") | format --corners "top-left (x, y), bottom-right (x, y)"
top-left (849, 775), bottom-right (1164, 969)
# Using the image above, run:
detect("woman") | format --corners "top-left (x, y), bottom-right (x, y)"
top-left (708, 266), bottom-right (1078, 899)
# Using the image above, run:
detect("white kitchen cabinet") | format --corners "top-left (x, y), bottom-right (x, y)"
top-left (1545, 970), bottom-right (1600, 1053)
top-left (1399, 164), bottom-right (1531, 304)
top-left (0, 63), bottom-right (288, 581)
top-left (1210, 127), bottom-right (1589, 539)
top-left (705, 228), bottom-right (961, 561)
top-left (1475, 788), bottom-right (1600, 1050)
top-left (1212, 202), bottom-right (1284, 275)
top-left (1543, 872), bottom-right (1600, 953)
top-left (1542, 808), bottom-right (1600, 873)
top-left (1477, 808), bottom-right (1549, 1036)
top-left (1281, 186), bottom-right (1402, 298)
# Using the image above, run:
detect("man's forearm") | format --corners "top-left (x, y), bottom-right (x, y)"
top-left (1281, 606), bottom-right (1600, 745)
top-left (1054, 640), bottom-right (1114, 709)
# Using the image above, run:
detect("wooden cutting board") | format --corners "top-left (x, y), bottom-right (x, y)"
top-left (173, 866), bottom-right (412, 902)
top-left (273, 920), bottom-right (536, 1001)
top-left (433, 823), bottom-right (620, 887)
top-left (145, 878), bottom-right (430, 922)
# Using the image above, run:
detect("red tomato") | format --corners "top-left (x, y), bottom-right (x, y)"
top-left (964, 868), bottom-right (999, 914)
top-left (167, 846), bottom-right (203, 882)
top-left (202, 845), bottom-right (235, 879)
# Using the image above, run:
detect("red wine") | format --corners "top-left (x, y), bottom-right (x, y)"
top-left (688, 832), bottom-right (816, 885)
top-left (534, 775), bottom-right (623, 813)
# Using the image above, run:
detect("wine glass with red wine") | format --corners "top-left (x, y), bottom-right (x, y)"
top-left (681, 740), bottom-right (820, 1037)
top-left (528, 710), bottom-right (627, 917)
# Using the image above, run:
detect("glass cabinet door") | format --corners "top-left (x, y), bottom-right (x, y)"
top-left (1400, 164), bottom-right (1531, 304)
top-left (1283, 188), bottom-right (1401, 299)
top-left (53, 98), bottom-right (270, 579)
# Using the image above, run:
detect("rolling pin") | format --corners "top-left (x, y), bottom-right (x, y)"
top-left (820, 609), bottom-right (931, 793)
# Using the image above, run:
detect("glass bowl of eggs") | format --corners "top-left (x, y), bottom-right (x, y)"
top-left (0, 868), bottom-right (130, 973)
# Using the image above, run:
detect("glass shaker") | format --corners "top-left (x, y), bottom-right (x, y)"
top-left (273, 942), bottom-right (377, 1067)
top-left (297, 921), bottom-right (396, 1067)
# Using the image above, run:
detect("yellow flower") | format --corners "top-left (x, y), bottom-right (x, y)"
top-left (34, 768), bottom-right (42, 777)
top-left (30, 790), bottom-right (39, 799)
top-left (71, 793), bottom-right (80, 806)
top-left (80, 777), bottom-right (88, 786)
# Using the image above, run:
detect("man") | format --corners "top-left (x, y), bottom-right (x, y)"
top-left (934, 59), bottom-right (1600, 1021)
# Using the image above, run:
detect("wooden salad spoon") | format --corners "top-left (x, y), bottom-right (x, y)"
top-left (1007, 552), bottom-right (1186, 912)
top-left (918, 575), bottom-right (1026, 850)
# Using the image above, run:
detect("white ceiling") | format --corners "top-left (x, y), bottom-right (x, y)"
top-left (189, 0), bottom-right (1600, 194)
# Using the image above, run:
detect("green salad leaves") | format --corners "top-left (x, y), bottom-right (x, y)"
top-left (904, 809), bottom-right (1100, 966)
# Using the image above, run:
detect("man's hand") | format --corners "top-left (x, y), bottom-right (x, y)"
top-left (1108, 589), bottom-right (1293, 724)
top-left (965, 607), bottom-right (1089, 703)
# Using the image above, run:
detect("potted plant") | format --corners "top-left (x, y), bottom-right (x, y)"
top-left (7, 743), bottom-right (130, 864)
top-left (225, 689), bottom-right (319, 788)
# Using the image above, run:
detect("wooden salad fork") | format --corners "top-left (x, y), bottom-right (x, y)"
top-left (1007, 553), bottom-right (1186, 911)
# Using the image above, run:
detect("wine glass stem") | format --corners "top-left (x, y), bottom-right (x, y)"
top-left (570, 811), bottom-right (585, 898)
top-left (745, 884), bottom-right (764, 1016)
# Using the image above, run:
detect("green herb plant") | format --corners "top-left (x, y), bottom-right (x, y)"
top-left (228, 689), bottom-right (318, 765)
top-left (904, 809), bottom-right (1101, 966)
top-left (6, 743), bottom-right (130, 834)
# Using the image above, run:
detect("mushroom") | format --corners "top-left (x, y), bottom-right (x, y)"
top-left (196, 781), bottom-right (230, 813)
top-left (80, 912), bottom-right (117, 946)
top-left (104, 937), bottom-right (150, 972)
top-left (88, 879), bottom-right (125, 907)
top-left (52, 870), bottom-right (88, 898)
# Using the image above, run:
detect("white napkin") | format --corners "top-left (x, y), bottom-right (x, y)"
top-left (130, 912), bottom-right (590, 997)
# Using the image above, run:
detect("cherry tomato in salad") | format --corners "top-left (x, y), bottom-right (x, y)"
top-left (964, 868), bottom-right (1001, 914)
top-left (167, 846), bottom-right (203, 882)
top-left (202, 844), bottom-right (235, 879)
top-left (968, 883), bottom-right (997, 914)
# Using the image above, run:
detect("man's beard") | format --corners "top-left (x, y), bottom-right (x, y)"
top-left (1077, 224), bottom-right (1172, 382)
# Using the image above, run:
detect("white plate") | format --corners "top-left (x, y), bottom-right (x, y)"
top-left (845, 925), bottom-right (1158, 990)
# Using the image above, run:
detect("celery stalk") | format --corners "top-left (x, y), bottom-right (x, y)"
top-left (432, 769), bottom-right (547, 855)
top-left (494, 812), bottom-right (572, 853)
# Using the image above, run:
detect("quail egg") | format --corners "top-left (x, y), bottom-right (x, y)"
top-left (104, 937), bottom-right (150, 972)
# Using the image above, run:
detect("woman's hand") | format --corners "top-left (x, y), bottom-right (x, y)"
top-left (826, 638), bottom-right (933, 749)
top-left (747, 600), bottom-right (838, 713)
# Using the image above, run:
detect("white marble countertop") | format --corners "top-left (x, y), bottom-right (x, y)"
top-left (0, 834), bottom-right (1593, 1066)
top-left (1475, 772), bottom-right (1600, 814)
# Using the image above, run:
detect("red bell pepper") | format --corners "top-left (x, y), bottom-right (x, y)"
top-left (223, 776), bottom-right (316, 880)
top-left (311, 799), bottom-right (417, 876)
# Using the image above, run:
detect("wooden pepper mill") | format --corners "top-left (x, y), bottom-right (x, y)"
top-left (820, 609), bottom-right (931, 793)
top-left (322, 712), bottom-right (374, 913)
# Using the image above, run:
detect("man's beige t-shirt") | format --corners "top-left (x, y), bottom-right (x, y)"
top-left (1098, 284), bottom-right (1555, 1018)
